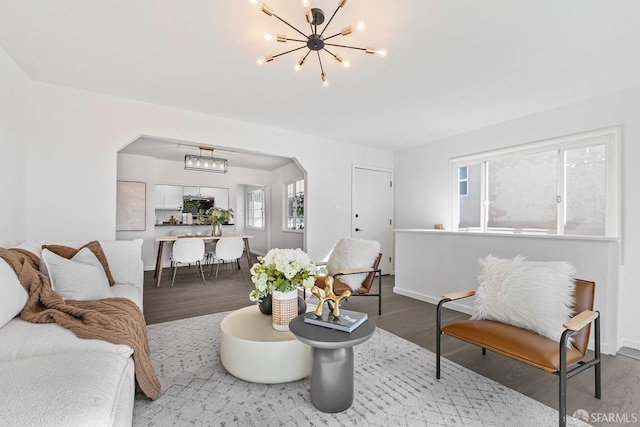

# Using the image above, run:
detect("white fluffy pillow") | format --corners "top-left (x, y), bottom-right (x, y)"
top-left (41, 248), bottom-right (113, 301)
top-left (327, 238), bottom-right (381, 291)
top-left (0, 259), bottom-right (29, 328)
top-left (471, 255), bottom-right (576, 344)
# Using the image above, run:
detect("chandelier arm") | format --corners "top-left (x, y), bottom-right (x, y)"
top-left (322, 47), bottom-right (339, 60)
top-left (272, 14), bottom-right (308, 39)
top-left (319, 7), bottom-right (341, 37)
top-left (286, 38), bottom-right (307, 43)
top-left (324, 42), bottom-right (367, 52)
top-left (273, 45), bottom-right (308, 59)
top-left (316, 50), bottom-right (325, 74)
top-left (302, 49), bottom-right (312, 61)
top-left (323, 33), bottom-right (342, 41)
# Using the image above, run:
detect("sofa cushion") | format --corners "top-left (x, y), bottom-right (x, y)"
top-left (111, 284), bottom-right (143, 310)
top-left (99, 239), bottom-right (143, 287)
top-left (326, 238), bottom-right (381, 291)
top-left (471, 255), bottom-right (576, 344)
top-left (0, 351), bottom-right (134, 427)
top-left (0, 259), bottom-right (29, 329)
top-left (0, 318), bottom-right (133, 362)
top-left (42, 248), bottom-right (113, 301)
top-left (42, 241), bottom-right (115, 286)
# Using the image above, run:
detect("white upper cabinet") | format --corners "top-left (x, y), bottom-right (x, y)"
top-left (156, 185), bottom-right (183, 210)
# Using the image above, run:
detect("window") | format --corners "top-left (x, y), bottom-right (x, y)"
top-left (246, 189), bottom-right (265, 230)
top-left (452, 128), bottom-right (619, 237)
top-left (459, 166), bottom-right (469, 197)
top-left (285, 178), bottom-right (304, 230)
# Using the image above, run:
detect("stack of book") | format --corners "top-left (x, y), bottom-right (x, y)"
top-left (303, 308), bottom-right (368, 333)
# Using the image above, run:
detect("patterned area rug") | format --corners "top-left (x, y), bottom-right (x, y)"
top-left (133, 311), bottom-right (589, 427)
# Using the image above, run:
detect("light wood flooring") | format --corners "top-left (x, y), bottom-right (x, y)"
top-left (143, 261), bottom-right (640, 426)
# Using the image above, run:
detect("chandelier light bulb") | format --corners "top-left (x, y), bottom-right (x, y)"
top-left (321, 72), bottom-right (329, 87)
top-left (356, 21), bottom-right (366, 32)
top-left (261, 3), bottom-right (274, 16)
top-left (256, 54), bottom-right (274, 65)
top-left (376, 48), bottom-right (388, 57)
top-left (249, 0), bottom-right (258, 4)
top-left (263, 33), bottom-right (274, 41)
top-left (294, 56), bottom-right (306, 71)
top-left (343, 60), bottom-right (350, 68)
top-left (301, 0), bottom-right (311, 7)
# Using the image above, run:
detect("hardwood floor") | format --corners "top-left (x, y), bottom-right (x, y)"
top-left (143, 264), bottom-right (639, 426)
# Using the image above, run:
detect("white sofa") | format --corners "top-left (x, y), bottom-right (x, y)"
top-left (0, 239), bottom-right (144, 427)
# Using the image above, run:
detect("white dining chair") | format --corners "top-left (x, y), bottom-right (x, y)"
top-left (170, 237), bottom-right (206, 286)
top-left (208, 237), bottom-right (245, 282)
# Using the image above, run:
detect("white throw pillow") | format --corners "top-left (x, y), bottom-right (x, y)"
top-left (471, 255), bottom-right (576, 344)
top-left (0, 259), bottom-right (29, 328)
top-left (41, 248), bottom-right (113, 301)
top-left (326, 238), bottom-right (381, 291)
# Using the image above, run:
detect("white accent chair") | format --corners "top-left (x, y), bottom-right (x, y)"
top-left (170, 237), bottom-right (206, 286)
top-left (207, 237), bottom-right (245, 282)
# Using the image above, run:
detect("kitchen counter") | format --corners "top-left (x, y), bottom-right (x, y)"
top-left (155, 223), bottom-right (235, 226)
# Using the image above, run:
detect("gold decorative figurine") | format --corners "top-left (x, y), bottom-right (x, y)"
top-left (311, 276), bottom-right (351, 318)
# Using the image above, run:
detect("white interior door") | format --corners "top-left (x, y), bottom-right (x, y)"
top-left (352, 166), bottom-right (393, 274)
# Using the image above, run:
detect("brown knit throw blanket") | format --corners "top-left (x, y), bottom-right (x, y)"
top-left (0, 247), bottom-right (161, 400)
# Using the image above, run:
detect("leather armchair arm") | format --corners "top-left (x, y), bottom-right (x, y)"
top-left (442, 288), bottom-right (477, 301)
top-left (563, 310), bottom-right (599, 332)
top-left (335, 267), bottom-right (375, 276)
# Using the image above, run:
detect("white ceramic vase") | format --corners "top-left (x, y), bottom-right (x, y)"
top-left (212, 223), bottom-right (222, 237)
top-left (271, 289), bottom-right (298, 331)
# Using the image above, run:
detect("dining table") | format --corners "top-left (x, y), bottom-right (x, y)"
top-left (154, 234), bottom-right (254, 287)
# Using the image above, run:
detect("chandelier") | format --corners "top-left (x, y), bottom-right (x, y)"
top-left (250, 0), bottom-right (387, 87)
top-left (184, 147), bottom-right (228, 173)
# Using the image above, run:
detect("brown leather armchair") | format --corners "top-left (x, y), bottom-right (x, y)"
top-left (314, 253), bottom-right (383, 315)
top-left (435, 279), bottom-right (601, 427)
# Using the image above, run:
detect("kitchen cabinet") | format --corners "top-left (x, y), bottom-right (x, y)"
top-left (155, 185), bottom-right (183, 210)
top-left (213, 188), bottom-right (229, 209)
top-left (156, 185), bottom-right (229, 210)
top-left (183, 186), bottom-right (216, 198)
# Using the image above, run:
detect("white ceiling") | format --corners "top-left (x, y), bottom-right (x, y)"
top-left (121, 136), bottom-right (294, 170)
top-left (2, 0), bottom-right (640, 153)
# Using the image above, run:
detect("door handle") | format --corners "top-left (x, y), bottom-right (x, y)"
top-left (355, 228), bottom-right (363, 232)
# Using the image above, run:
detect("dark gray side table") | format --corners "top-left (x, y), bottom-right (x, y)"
top-left (289, 313), bottom-right (376, 413)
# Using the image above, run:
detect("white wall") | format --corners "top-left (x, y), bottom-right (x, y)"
top-left (269, 162), bottom-right (305, 251)
top-left (394, 85), bottom-right (640, 351)
top-left (20, 81), bottom-right (392, 265)
top-left (395, 230), bottom-right (619, 354)
top-left (0, 47), bottom-right (29, 247)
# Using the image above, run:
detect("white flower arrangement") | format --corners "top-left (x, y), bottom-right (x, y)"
top-left (249, 248), bottom-right (319, 302)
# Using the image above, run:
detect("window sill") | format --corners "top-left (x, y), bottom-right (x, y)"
top-left (393, 228), bottom-right (620, 242)
top-left (282, 229), bottom-right (304, 234)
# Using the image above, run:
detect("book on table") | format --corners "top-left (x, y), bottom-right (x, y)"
top-left (303, 308), bottom-right (368, 333)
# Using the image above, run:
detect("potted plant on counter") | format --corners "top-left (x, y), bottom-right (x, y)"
top-left (196, 207), bottom-right (234, 237)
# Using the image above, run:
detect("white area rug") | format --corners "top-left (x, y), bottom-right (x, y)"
top-left (133, 311), bottom-right (590, 426)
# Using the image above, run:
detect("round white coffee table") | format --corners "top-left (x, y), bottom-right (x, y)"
top-left (220, 305), bottom-right (311, 384)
